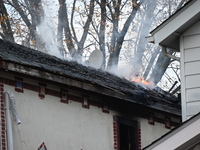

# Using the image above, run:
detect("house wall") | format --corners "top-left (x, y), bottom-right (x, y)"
top-left (0, 72), bottom-right (176, 150)
top-left (181, 21), bottom-right (200, 121)
top-left (2, 74), bottom-right (115, 150)
top-left (139, 118), bottom-right (171, 148)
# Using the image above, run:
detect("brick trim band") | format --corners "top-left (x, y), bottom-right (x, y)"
top-left (0, 84), bottom-right (7, 150)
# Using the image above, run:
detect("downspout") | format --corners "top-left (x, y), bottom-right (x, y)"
top-left (146, 35), bottom-right (180, 61)
top-left (146, 36), bottom-right (181, 93)
top-left (4, 91), bottom-right (21, 150)
top-left (162, 46), bottom-right (180, 61)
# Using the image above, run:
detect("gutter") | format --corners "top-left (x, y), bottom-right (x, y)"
top-left (146, 35), bottom-right (180, 61)
top-left (146, 35), bottom-right (155, 44)
top-left (4, 91), bottom-right (21, 150)
top-left (162, 46), bottom-right (180, 61)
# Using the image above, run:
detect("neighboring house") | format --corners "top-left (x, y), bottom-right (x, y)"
top-left (0, 39), bottom-right (181, 150)
top-left (147, 0), bottom-right (200, 122)
top-left (145, 0), bottom-right (200, 149)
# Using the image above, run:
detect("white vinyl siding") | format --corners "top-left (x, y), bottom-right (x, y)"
top-left (185, 75), bottom-right (200, 88)
top-left (183, 34), bottom-right (200, 49)
top-left (181, 21), bottom-right (200, 121)
top-left (185, 62), bottom-right (200, 75)
top-left (186, 88), bottom-right (200, 102)
top-left (185, 47), bottom-right (200, 62)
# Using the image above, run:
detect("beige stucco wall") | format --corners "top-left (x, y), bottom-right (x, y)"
top-left (4, 84), bottom-right (114, 150)
top-left (181, 21), bottom-right (200, 121)
top-left (1, 73), bottom-right (172, 150)
top-left (139, 118), bottom-right (170, 148)
top-left (144, 115), bottom-right (200, 150)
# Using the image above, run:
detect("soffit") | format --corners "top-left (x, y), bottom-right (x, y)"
top-left (149, 0), bottom-right (200, 51)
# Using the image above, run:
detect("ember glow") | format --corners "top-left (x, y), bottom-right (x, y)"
top-left (131, 77), bottom-right (150, 86)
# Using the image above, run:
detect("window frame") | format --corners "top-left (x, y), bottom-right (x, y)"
top-left (113, 116), bottom-right (141, 150)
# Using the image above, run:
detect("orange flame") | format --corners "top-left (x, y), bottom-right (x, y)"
top-left (131, 77), bottom-right (150, 86)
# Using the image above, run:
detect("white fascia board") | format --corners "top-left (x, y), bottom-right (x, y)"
top-left (152, 0), bottom-right (200, 45)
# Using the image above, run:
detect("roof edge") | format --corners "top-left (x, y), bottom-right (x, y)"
top-left (150, 0), bottom-right (197, 35)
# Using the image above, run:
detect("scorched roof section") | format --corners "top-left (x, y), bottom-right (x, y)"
top-left (0, 39), bottom-right (180, 114)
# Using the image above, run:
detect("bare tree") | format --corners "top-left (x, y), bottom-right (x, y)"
top-left (97, 0), bottom-right (106, 69)
top-left (147, 0), bottom-right (188, 86)
top-left (132, 1), bottom-right (156, 75)
top-left (57, 0), bottom-right (95, 60)
top-left (106, 0), bottom-right (141, 70)
top-left (57, 0), bottom-right (75, 57)
top-left (0, 0), bottom-right (189, 92)
top-left (0, 0), bottom-right (14, 42)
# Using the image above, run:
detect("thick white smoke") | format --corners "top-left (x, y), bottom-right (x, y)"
top-left (37, 1), bottom-right (63, 59)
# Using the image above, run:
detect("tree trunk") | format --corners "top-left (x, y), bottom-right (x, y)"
top-left (149, 49), bottom-right (173, 85)
top-left (143, 47), bottom-right (160, 80)
top-left (57, 0), bottom-right (76, 57)
top-left (107, 0), bottom-right (139, 70)
top-left (99, 0), bottom-right (106, 69)
top-left (75, 0), bottom-right (95, 59)
top-left (133, 0), bottom-right (156, 75)
top-left (148, 0), bottom-right (186, 85)
top-left (13, 0), bottom-right (46, 50)
top-left (60, 0), bottom-right (95, 60)
top-left (12, 0), bottom-right (35, 40)
top-left (0, 1), bottom-right (14, 42)
top-left (57, 0), bottom-right (68, 57)
top-left (26, 0), bottom-right (44, 27)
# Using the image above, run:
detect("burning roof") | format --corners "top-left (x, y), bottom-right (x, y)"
top-left (0, 39), bottom-right (180, 115)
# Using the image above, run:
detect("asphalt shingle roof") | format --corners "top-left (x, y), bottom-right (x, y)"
top-left (0, 39), bottom-right (181, 114)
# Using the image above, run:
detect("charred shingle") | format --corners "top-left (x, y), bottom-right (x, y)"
top-left (0, 39), bottom-right (181, 115)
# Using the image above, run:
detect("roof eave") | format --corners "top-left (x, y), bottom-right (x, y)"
top-left (148, 0), bottom-right (200, 51)
top-left (0, 59), bottom-right (181, 116)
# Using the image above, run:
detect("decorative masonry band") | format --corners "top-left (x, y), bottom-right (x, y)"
top-left (0, 84), bottom-right (7, 150)
top-left (0, 76), bottom-right (110, 114)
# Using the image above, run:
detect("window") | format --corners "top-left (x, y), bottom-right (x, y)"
top-left (120, 123), bottom-right (136, 150)
top-left (16, 81), bottom-right (22, 88)
top-left (15, 77), bottom-right (23, 93)
top-left (113, 116), bottom-right (141, 150)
